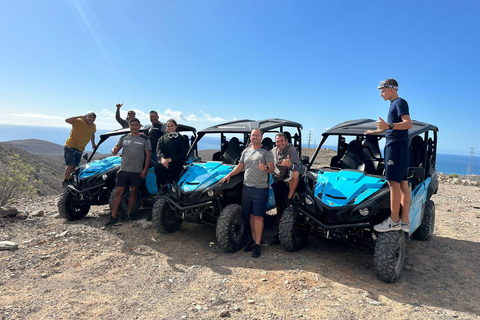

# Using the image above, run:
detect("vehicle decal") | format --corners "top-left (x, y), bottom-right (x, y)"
top-left (79, 156), bottom-right (121, 179)
top-left (179, 162), bottom-right (232, 192)
top-left (314, 170), bottom-right (386, 207)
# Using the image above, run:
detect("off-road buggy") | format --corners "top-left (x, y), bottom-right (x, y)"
top-left (151, 118), bottom-right (304, 252)
top-left (58, 124), bottom-right (197, 221)
top-left (279, 118), bottom-right (438, 282)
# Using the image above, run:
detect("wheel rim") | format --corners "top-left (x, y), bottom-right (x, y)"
top-left (294, 218), bottom-right (307, 242)
top-left (121, 194), bottom-right (130, 211)
top-left (231, 217), bottom-right (244, 242)
top-left (69, 197), bottom-right (85, 213)
top-left (165, 207), bottom-right (178, 223)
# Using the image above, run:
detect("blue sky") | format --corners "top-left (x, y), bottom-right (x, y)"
top-left (0, 0), bottom-right (478, 156)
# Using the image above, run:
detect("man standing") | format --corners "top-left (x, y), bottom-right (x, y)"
top-left (104, 118), bottom-right (151, 227)
top-left (365, 78), bottom-right (412, 232)
top-left (270, 132), bottom-right (300, 245)
top-left (63, 112), bottom-right (97, 186)
top-left (115, 103), bottom-right (136, 128)
top-left (148, 110), bottom-right (164, 163)
top-left (220, 128), bottom-right (274, 258)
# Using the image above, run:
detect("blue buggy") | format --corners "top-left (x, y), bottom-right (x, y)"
top-left (58, 124), bottom-right (197, 221)
top-left (279, 119), bottom-right (439, 283)
top-left (151, 119), bottom-right (304, 253)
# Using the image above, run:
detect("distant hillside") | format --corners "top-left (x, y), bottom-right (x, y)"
top-left (4, 139), bottom-right (64, 155)
top-left (0, 142), bottom-right (65, 196)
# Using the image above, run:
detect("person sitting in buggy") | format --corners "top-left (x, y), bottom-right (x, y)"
top-left (155, 118), bottom-right (188, 195)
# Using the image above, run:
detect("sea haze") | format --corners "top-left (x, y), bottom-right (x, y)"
top-left (0, 124), bottom-right (478, 175)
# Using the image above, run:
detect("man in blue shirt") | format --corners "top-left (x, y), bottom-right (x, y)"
top-left (365, 79), bottom-right (412, 232)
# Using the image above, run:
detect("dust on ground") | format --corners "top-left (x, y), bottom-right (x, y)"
top-left (1, 149), bottom-right (480, 319)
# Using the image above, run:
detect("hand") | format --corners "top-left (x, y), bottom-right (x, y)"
top-left (376, 117), bottom-right (388, 131)
top-left (140, 169), bottom-right (148, 179)
top-left (364, 130), bottom-right (377, 135)
top-left (116, 103), bottom-right (123, 109)
top-left (258, 161), bottom-right (267, 171)
top-left (161, 157), bottom-right (169, 168)
top-left (92, 143), bottom-right (98, 149)
top-left (220, 175), bottom-right (231, 184)
top-left (279, 155), bottom-right (291, 167)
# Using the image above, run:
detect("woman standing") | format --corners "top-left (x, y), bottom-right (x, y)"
top-left (155, 119), bottom-right (188, 194)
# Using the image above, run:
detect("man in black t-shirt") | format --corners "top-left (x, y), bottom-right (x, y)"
top-left (365, 78), bottom-right (412, 233)
top-left (148, 110), bottom-right (164, 163)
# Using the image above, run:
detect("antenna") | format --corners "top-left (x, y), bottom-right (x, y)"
top-left (467, 147), bottom-right (474, 175)
top-left (308, 130), bottom-right (312, 149)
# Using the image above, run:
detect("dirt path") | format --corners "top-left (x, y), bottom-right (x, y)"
top-left (1, 181), bottom-right (480, 320)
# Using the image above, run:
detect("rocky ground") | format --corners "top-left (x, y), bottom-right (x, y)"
top-left (1, 150), bottom-right (480, 319)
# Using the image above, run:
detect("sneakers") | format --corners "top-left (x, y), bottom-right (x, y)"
top-left (62, 179), bottom-right (72, 188)
top-left (244, 240), bottom-right (255, 252)
top-left (126, 213), bottom-right (134, 222)
top-left (374, 217), bottom-right (401, 232)
top-left (270, 234), bottom-right (280, 246)
top-left (252, 244), bottom-right (261, 258)
top-left (102, 216), bottom-right (121, 229)
top-left (401, 221), bottom-right (411, 233)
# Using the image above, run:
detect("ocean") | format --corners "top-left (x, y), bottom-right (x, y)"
top-left (1, 124), bottom-right (478, 175)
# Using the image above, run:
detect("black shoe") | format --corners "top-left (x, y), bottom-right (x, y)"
top-left (252, 244), bottom-right (261, 258)
top-left (103, 216), bottom-right (121, 228)
top-left (126, 213), bottom-right (134, 222)
top-left (62, 179), bottom-right (72, 188)
top-left (244, 240), bottom-right (255, 252)
top-left (270, 234), bottom-right (280, 246)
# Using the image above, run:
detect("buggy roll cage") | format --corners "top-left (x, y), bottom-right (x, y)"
top-left (86, 124), bottom-right (197, 163)
top-left (308, 118), bottom-right (439, 173)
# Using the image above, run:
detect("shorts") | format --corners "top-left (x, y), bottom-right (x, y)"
top-left (271, 181), bottom-right (289, 208)
top-left (64, 147), bottom-right (83, 166)
top-left (385, 141), bottom-right (409, 183)
top-left (116, 170), bottom-right (143, 188)
top-left (242, 185), bottom-right (268, 217)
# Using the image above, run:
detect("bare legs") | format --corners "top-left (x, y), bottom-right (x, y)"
top-left (387, 180), bottom-right (411, 223)
top-left (250, 215), bottom-right (264, 245)
top-left (111, 186), bottom-right (138, 218)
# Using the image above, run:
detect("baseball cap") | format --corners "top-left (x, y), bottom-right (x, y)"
top-left (378, 79), bottom-right (399, 90)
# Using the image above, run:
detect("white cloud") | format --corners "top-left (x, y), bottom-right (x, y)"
top-left (8, 108), bottom-right (228, 130)
top-left (12, 113), bottom-right (64, 120)
top-left (186, 111), bottom-right (226, 123)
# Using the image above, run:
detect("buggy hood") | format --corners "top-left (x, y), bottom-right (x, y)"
top-left (314, 170), bottom-right (387, 207)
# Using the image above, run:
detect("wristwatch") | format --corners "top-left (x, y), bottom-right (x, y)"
top-left (388, 123), bottom-right (394, 130)
top-left (265, 165), bottom-right (269, 171)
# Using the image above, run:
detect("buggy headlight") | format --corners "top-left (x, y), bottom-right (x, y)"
top-left (207, 190), bottom-right (215, 197)
top-left (359, 208), bottom-right (369, 216)
top-left (305, 195), bottom-right (313, 205)
top-left (102, 174), bottom-right (108, 181)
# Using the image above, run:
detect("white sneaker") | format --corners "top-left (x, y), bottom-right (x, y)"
top-left (374, 217), bottom-right (401, 232)
top-left (401, 221), bottom-right (411, 233)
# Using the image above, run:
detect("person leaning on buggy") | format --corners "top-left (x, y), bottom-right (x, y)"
top-left (154, 118), bottom-right (188, 195)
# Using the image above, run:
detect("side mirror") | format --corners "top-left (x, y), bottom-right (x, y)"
top-left (186, 156), bottom-right (201, 164)
top-left (408, 167), bottom-right (425, 179)
top-left (301, 155), bottom-right (310, 165)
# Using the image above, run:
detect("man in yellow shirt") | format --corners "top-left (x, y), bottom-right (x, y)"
top-left (63, 112), bottom-right (97, 186)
